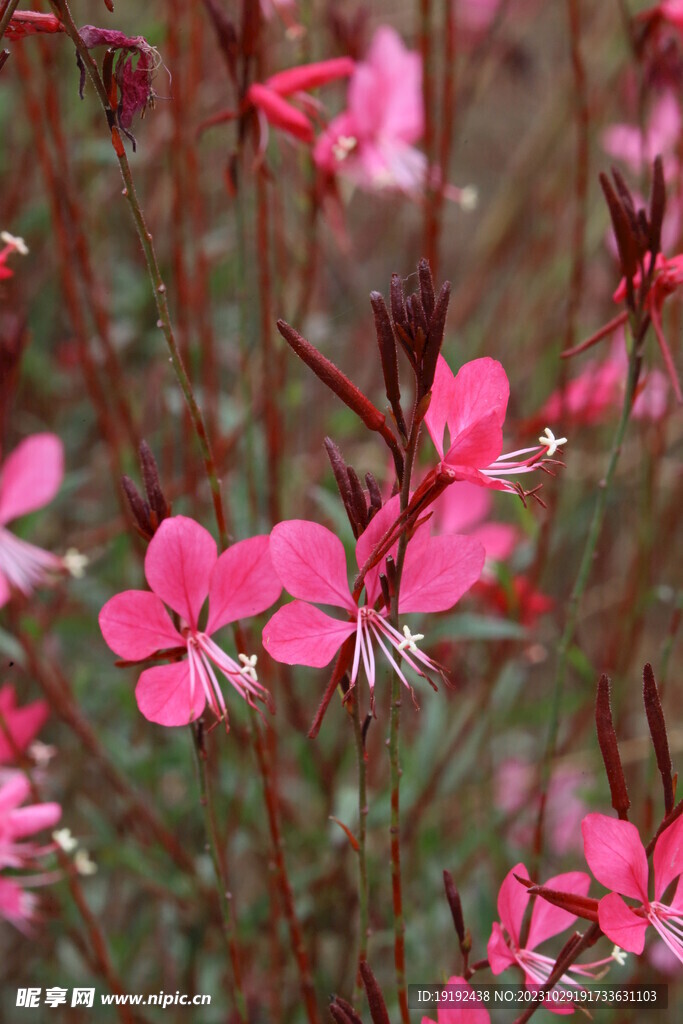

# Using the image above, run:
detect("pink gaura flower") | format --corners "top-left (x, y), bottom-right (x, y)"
top-left (314, 27), bottom-right (475, 204)
top-left (262, 498), bottom-right (485, 707)
top-left (582, 812), bottom-right (683, 963)
top-left (494, 760), bottom-right (588, 856)
top-left (0, 231), bottom-right (28, 280)
top-left (0, 773), bottom-right (61, 933)
top-left (421, 976), bottom-right (490, 1023)
top-left (99, 516), bottom-right (281, 728)
top-left (613, 253), bottom-right (683, 402)
top-left (0, 685), bottom-right (49, 765)
top-left (488, 863), bottom-right (611, 1003)
top-left (0, 433), bottom-right (64, 608)
top-left (603, 91), bottom-right (681, 179)
top-left (0, 773), bottom-right (61, 870)
top-left (204, 58), bottom-right (354, 145)
top-left (539, 337), bottom-right (670, 427)
top-left (433, 481), bottom-right (518, 566)
top-left (424, 355), bottom-right (566, 497)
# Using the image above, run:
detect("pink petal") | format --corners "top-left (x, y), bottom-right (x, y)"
top-left (433, 480), bottom-right (492, 534)
top-left (265, 57), bottom-right (354, 96)
top-left (144, 516), bottom-right (216, 628)
top-left (0, 572), bottom-right (9, 609)
top-left (9, 802), bottom-right (61, 838)
top-left (597, 892), bottom-right (648, 953)
top-left (425, 355), bottom-right (456, 458)
top-left (262, 601), bottom-right (356, 667)
top-left (526, 871), bottom-right (591, 950)
top-left (582, 813), bottom-right (649, 902)
top-left (399, 534), bottom-right (484, 613)
top-left (487, 921), bottom-right (518, 975)
top-left (653, 813), bottom-right (683, 902)
top-left (247, 84), bottom-right (314, 143)
top-left (207, 535), bottom-right (282, 634)
top-left (0, 689), bottom-right (49, 764)
top-left (0, 434), bottom-right (64, 525)
top-left (270, 520), bottom-right (354, 610)
top-left (99, 591), bottom-right (184, 660)
top-left (448, 358), bottom-right (509, 438)
top-left (444, 411), bottom-right (504, 471)
top-left (496, 863), bottom-right (529, 946)
top-left (135, 661), bottom-right (204, 727)
top-left (473, 523), bottom-right (518, 562)
top-left (0, 773), bottom-right (30, 813)
top-left (435, 977), bottom-right (492, 1023)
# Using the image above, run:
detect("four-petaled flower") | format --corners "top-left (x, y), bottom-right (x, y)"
top-left (488, 862), bottom-right (612, 1001)
top-left (0, 434), bottom-right (65, 608)
top-left (582, 812), bottom-right (683, 963)
top-left (99, 516), bottom-right (281, 728)
top-left (262, 496), bottom-right (485, 708)
top-left (424, 355), bottom-right (564, 497)
top-left (0, 684), bottom-right (49, 765)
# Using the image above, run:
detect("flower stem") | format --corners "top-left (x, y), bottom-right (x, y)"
top-left (49, 0), bottom-right (230, 550)
top-left (0, 0), bottom-right (21, 42)
top-left (191, 723), bottom-right (249, 1024)
top-left (540, 348), bottom-right (639, 806)
top-left (352, 695), bottom-right (369, 982)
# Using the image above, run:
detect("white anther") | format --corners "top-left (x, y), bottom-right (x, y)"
top-left (538, 426), bottom-right (567, 458)
top-left (397, 625), bottom-right (424, 653)
top-left (332, 135), bottom-right (357, 162)
top-left (238, 653), bottom-right (258, 682)
top-left (52, 828), bottom-right (78, 853)
top-left (1, 231), bottom-right (28, 255)
top-left (74, 850), bottom-right (97, 876)
top-left (63, 548), bottom-right (89, 579)
top-left (611, 946), bottom-right (627, 966)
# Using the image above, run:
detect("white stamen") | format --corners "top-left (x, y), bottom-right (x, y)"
top-left (332, 135), bottom-right (357, 161)
top-left (538, 426), bottom-right (567, 458)
top-left (52, 828), bottom-right (78, 853)
top-left (74, 850), bottom-right (97, 876)
top-left (63, 548), bottom-right (89, 579)
top-left (238, 652), bottom-right (259, 682)
top-left (397, 625), bottom-right (424, 653)
top-left (611, 946), bottom-right (627, 966)
top-left (1, 231), bottom-right (28, 255)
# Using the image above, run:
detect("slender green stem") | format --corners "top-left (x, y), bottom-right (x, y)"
top-left (387, 420), bottom-right (422, 1024)
top-left (50, 0), bottom-right (229, 550)
top-left (352, 696), bottom-right (369, 982)
top-left (541, 347), bottom-right (639, 783)
top-left (192, 724), bottom-right (249, 1024)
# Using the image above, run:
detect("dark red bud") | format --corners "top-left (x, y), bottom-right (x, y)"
top-left (443, 870), bottom-right (465, 943)
top-left (359, 961), bottom-right (390, 1024)
top-left (595, 674), bottom-right (630, 819)
top-left (643, 663), bottom-right (674, 815)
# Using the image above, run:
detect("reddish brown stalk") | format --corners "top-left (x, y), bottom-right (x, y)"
top-left (251, 718), bottom-right (320, 1024)
top-left (32, 38), bottom-right (139, 452)
top-left (561, 310), bottom-right (629, 358)
top-left (429, 0), bottom-right (457, 280)
top-left (563, 0), bottom-right (590, 357)
top-left (419, 0), bottom-right (437, 269)
top-left (308, 635), bottom-right (356, 738)
top-left (257, 168), bottom-right (282, 524)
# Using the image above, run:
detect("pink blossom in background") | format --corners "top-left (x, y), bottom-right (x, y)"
top-left (488, 863), bottom-right (611, 1000)
top-left (421, 977), bottom-right (490, 1023)
top-left (99, 516), bottom-right (281, 728)
top-left (0, 433), bottom-right (65, 608)
top-left (539, 338), bottom-right (670, 427)
top-left (262, 499), bottom-right (485, 707)
top-left (495, 759), bottom-right (588, 856)
top-left (0, 774), bottom-right (61, 932)
top-left (432, 481), bottom-right (518, 565)
top-left (613, 253), bottom-right (683, 402)
top-left (424, 355), bottom-right (566, 495)
top-left (582, 812), bottom-right (683, 962)
top-left (0, 231), bottom-right (28, 280)
top-left (602, 91), bottom-right (682, 252)
top-left (0, 685), bottom-right (49, 765)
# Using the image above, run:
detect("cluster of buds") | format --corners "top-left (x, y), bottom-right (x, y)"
top-left (121, 442), bottom-right (171, 541)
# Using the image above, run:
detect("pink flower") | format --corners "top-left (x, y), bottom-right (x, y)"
top-left (0, 434), bottom-right (64, 608)
top-left (262, 498), bottom-right (485, 707)
top-left (0, 231), bottom-right (28, 280)
top-left (0, 685), bottom-right (49, 765)
top-left (421, 976), bottom-right (490, 1023)
top-left (99, 516), bottom-right (281, 728)
top-left (494, 760), bottom-right (588, 856)
top-left (539, 338), bottom-right (670, 427)
top-left (613, 253), bottom-right (683, 402)
top-left (424, 355), bottom-right (565, 497)
top-left (0, 773), bottom-right (61, 870)
top-left (0, 773), bottom-right (61, 933)
top-left (433, 481), bottom-right (518, 565)
top-left (204, 58), bottom-right (354, 145)
top-left (488, 863), bottom-right (609, 999)
top-left (582, 812), bottom-right (683, 962)
top-left (314, 27), bottom-right (425, 193)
